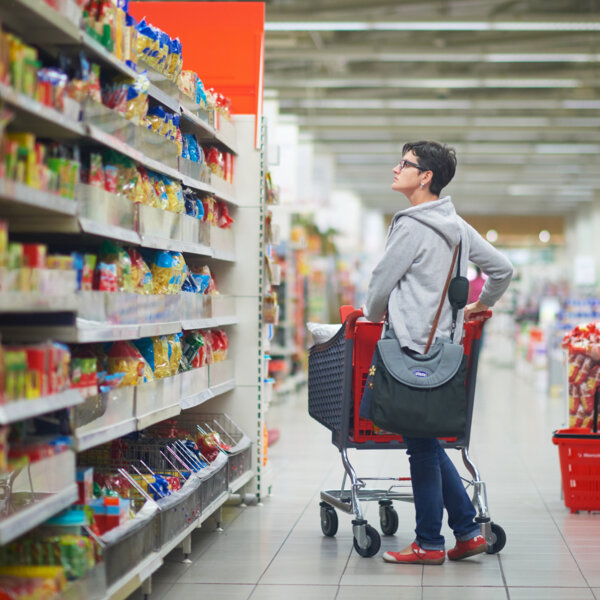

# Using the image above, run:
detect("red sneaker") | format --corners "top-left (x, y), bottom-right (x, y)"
top-left (448, 535), bottom-right (488, 561)
top-left (383, 542), bottom-right (445, 565)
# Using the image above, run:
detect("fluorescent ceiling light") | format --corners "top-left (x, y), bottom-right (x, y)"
top-left (275, 97), bottom-right (600, 110)
top-left (535, 144), bottom-right (600, 154)
top-left (266, 50), bottom-right (600, 63)
top-left (485, 53), bottom-right (600, 62)
top-left (268, 77), bottom-right (581, 88)
top-left (299, 116), bottom-right (600, 128)
top-left (265, 21), bottom-right (600, 32)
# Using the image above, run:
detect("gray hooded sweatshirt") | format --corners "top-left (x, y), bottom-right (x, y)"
top-left (363, 196), bottom-right (513, 353)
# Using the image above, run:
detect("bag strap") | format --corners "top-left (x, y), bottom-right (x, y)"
top-left (424, 243), bottom-right (460, 353)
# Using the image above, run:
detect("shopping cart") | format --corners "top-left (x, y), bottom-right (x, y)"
top-left (308, 306), bottom-right (506, 558)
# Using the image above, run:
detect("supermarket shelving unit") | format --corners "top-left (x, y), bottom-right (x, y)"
top-left (0, 1), bottom-right (265, 597)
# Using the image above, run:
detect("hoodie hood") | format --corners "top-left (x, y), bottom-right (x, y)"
top-left (390, 196), bottom-right (461, 247)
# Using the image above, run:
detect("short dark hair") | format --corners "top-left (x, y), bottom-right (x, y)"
top-left (402, 140), bottom-right (457, 196)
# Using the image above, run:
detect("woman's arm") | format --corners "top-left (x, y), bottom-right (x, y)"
top-left (465, 221), bottom-right (513, 310)
top-left (363, 223), bottom-right (416, 322)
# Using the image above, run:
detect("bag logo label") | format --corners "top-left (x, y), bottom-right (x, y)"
top-left (413, 369), bottom-right (429, 378)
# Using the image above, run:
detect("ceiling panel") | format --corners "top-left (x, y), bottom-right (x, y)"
top-left (264, 0), bottom-right (600, 216)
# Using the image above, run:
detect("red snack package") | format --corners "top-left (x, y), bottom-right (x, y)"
top-left (216, 201), bottom-right (234, 229)
top-left (197, 433), bottom-right (220, 462)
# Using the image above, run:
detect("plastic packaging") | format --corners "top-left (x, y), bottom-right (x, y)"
top-left (151, 251), bottom-right (174, 295)
top-left (128, 249), bottom-right (153, 294)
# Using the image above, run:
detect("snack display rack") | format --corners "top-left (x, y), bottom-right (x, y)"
top-left (0, 1), bottom-right (267, 598)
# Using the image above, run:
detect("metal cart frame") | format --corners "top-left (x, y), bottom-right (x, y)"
top-left (308, 308), bottom-right (506, 558)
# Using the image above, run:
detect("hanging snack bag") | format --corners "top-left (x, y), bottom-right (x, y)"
top-left (95, 262), bottom-right (118, 292)
top-left (98, 241), bottom-right (133, 293)
top-left (134, 337), bottom-right (170, 379)
top-left (216, 201), bottom-right (234, 229)
top-left (135, 166), bottom-right (153, 205)
top-left (167, 333), bottom-right (182, 376)
top-left (183, 189), bottom-right (199, 219)
top-left (107, 341), bottom-right (152, 387)
top-left (151, 251), bottom-right (174, 295)
top-left (128, 249), bottom-right (153, 294)
top-left (169, 252), bottom-right (187, 294)
top-left (163, 177), bottom-right (184, 213)
top-left (205, 146), bottom-right (224, 179)
top-left (88, 153), bottom-right (104, 188)
top-left (181, 330), bottom-right (205, 369)
top-left (149, 172), bottom-right (169, 210)
top-left (198, 265), bottom-right (217, 294)
top-left (201, 195), bottom-right (216, 226)
top-left (210, 329), bottom-right (229, 362)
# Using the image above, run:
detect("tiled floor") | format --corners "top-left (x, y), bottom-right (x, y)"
top-left (130, 340), bottom-right (600, 600)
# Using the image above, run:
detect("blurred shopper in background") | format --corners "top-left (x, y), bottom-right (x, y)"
top-left (469, 266), bottom-right (487, 304)
top-left (362, 140), bottom-right (513, 565)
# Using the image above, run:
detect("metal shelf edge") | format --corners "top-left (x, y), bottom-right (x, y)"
top-left (78, 218), bottom-right (141, 245)
top-left (0, 483), bottom-right (78, 545)
top-left (0, 389), bottom-right (83, 425)
top-left (5, 0), bottom-right (80, 42)
top-left (86, 126), bottom-right (182, 182)
top-left (0, 82), bottom-right (85, 136)
top-left (229, 470), bottom-right (255, 494)
top-left (179, 389), bottom-right (214, 410)
top-left (212, 251), bottom-right (237, 263)
top-left (210, 380), bottom-right (236, 399)
top-left (180, 316), bottom-right (238, 330)
top-left (136, 404), bottom-right (181, 431)
top-left (138, 321), bottom-right (182, 338)
top-left (148, 83), bottom-right (181, 113)
top-left (0, 293), bottom-right (78, 313)
top-left (180, 174), bottom-right (214, 195)
top-left (0, 179), bottom-right (78, 216)
top-left (103, 552), bottom-right (163, 600)
top-left (73, 418), bottom-right (137, 453)
top-left (198, 492), bottom-right (230, 526)
top-left (81, 33), bottom-right (138, 80)
top-left (180, 107), bottom-right (216, 137)
top-left (158, 517), bottom-right (200, 558)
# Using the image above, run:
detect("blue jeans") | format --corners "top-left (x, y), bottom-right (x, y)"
top-left (404, 437), bottom-right (480, 550)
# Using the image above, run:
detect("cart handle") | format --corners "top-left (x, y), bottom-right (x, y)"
top-left (466, 310), bottom-right (492, 324)
top-left (343, 307), bottom-right (364, 339)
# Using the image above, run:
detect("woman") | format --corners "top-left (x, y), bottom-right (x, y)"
top-left (362, 141), bottom-right (513, 565)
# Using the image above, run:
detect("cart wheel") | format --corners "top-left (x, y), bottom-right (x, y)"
top-left (486, 522), bottom-right (506, 554)
top-left (379, 505), bottom-right (399, 536)
top-left (353, 524), bottom-right (381, 557)
top-left (320, 504), bottom-right (338, 537)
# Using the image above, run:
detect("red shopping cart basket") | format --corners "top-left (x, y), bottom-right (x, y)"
top-left (338, 305), bottom-right (489, 444)
top-left (552, 428), bottom-right (600, 513)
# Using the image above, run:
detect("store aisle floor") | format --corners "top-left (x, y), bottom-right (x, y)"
top-left (131, 346), bottom-right (600, 600)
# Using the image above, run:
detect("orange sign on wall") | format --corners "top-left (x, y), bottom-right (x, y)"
top-left (129, 1), bottom-right (265, 134)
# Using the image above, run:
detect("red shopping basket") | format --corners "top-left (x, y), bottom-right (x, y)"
top-left (552, 428), bottom-right (600, 513)
top-left (340, 306), bottom-right (488, 443)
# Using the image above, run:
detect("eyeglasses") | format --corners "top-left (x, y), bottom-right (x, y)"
top-left (398, 159), bottom-right (425, 171)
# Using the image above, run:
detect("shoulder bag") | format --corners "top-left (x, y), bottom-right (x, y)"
top-left (366, 240), bottom-right (470, 438)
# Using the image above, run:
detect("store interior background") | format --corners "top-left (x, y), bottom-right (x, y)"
top-left (260, 0), bottom-right (600, 407)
